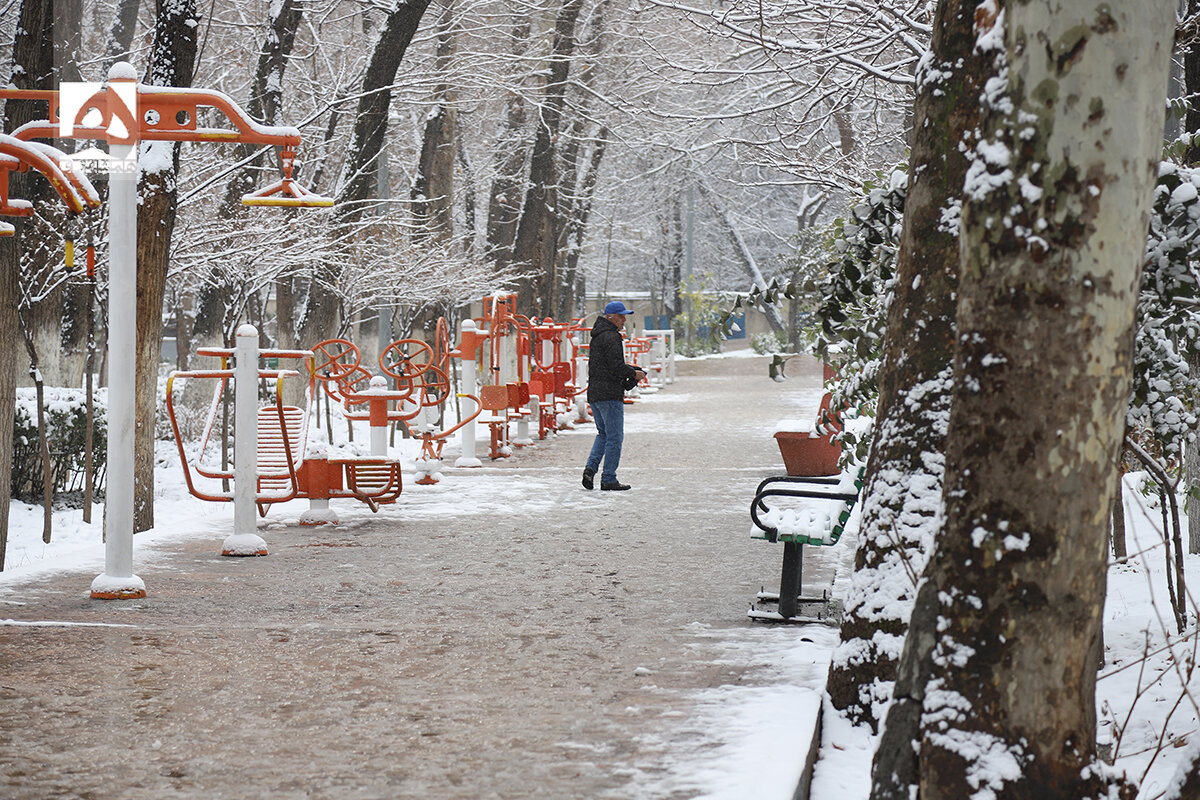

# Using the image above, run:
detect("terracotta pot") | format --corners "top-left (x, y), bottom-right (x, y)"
top-left (773, 430), bottom-right (840, 477)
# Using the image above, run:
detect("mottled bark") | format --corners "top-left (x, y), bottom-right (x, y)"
top-left (871, 2), bottom-right (1173, 798)
top-left (826, 0), bottom-right (981, 731)
top-left (1182, 3), bottom-right (1200, 554)
top-left (299, 0), bottom-right (434, 346)
top-left (1111, 470), bottom-right (1127, 559)
top-left (133, 0), bottom-right (199, 533)
top-left (511, 0), bottom-right (585, 316)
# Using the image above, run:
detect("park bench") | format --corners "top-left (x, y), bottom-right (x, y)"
top-left (749, 387), bottom-right (861, 624)
top-left (748, 467), bottom-right (864, 623)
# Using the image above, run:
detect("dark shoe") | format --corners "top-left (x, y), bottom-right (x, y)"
top-left (582, 467), bottom-right (595, 490)
top-left (601, 482), bottom-right (631, 491)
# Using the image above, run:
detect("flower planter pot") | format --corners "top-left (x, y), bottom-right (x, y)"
top-left (773, 430), bottom-right (841, 477)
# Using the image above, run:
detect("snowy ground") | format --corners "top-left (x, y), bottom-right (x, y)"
top-left (2, 350), bottom-right (1197, 799)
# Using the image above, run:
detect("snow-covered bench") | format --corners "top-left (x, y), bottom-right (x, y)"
top-left (748, 467), bottom-right (864, 623)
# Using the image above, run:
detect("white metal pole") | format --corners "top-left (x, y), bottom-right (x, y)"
top-left (367, 376), bottom-right (388, 456)
top-left (573, 335), bottom-right (588, 421)
top-left (455, 319), bottom-right (482, 467)
top-left (668, 329), bottom-right (676, 383)
top-left (513, 327), bottom-right (532, 445)
top-left (223, 324), bottom-right (268, 556)
top-left (90, 136), bottom-right (144, 599)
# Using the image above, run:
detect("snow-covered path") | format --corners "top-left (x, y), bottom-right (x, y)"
top-left (0, 353), bottom-right (845, 799)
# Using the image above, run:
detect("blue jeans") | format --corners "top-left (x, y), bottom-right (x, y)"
top-left (586, 400), bottom-right (625, 484)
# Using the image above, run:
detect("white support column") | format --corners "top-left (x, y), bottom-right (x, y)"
top-left (223, 324), bottom-right (268, 556)
top-left (573, 335), bottom-right (589, 422)
top-left (455, 319), bottom-right (483, 467)
top-left (90, 134), bottom-right (144, 600)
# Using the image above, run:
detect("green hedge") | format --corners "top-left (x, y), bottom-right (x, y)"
top-left (12, 387), bottom-right (107, 503)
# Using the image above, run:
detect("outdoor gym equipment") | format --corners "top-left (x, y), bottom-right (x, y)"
top-left (315, 332), bottom-right (481, 485)
top-left (0, 61), bottom-right (331, 597)
top-left (166, 329), bottom-right (405, 539)
top-left (480, 295), bottom-right (536, 454)
top-left (527, 316), bottom-right (587, 437)
top-left (448, 319), bottom-right (490, 467)
top-left (642, 329), bottom-right (676, 388)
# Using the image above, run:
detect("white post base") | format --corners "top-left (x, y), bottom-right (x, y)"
top-left (222, 532), bottom-right (269, 557)
top-left (415, 459), bottom-right (444, 484)
top-left (514, 415), bottom-right (532, 446)
top-left (299, 499), bottom-right (339, 526)
top-left (454, 455), bottom-right (483, 468)
top-left (90, 572), bottom-right (146, 600)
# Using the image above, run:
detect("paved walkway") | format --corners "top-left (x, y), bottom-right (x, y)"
top-left (0, 353), bottom-right (847, 800)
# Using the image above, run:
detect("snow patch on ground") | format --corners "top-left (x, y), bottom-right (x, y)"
top-left (624, 623), bottom-right (837, 800)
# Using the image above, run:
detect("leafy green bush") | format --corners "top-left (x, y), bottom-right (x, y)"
top-left (12, 387), bottom-right (107, 502)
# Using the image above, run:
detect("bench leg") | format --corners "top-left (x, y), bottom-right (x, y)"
top-left (779, 542), bottom-right (803, 619)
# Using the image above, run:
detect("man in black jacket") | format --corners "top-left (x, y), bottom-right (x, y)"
top-left (582, 301), bottom-right (646, 491)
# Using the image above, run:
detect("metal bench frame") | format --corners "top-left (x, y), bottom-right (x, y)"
top-left (749, 471), bottom-right (863, 623)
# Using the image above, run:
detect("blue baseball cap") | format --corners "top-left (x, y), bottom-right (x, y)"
top-left (604, 301), bottom-right (633, 315)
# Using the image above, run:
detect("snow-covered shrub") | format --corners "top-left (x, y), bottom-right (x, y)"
top-left (12, 387), bottom-right (107, 502)
top-left (1130, 162), bottom-right (1200, 459)
top-left (750, 332), bottom-right (787, 355)
top-left (815, 167), bottom-right (906, 460)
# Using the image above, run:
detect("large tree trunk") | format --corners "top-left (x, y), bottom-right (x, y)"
top-left (133, 0), bottom-right (199, 533)
top-left (411, 5), bottom-right (457, 243)
top-left (299, 0), bottom-right (434, 348)
top-left (485, 18), bottom-right (532, 273)
top-left (103, 0), bottom-right (144, 69)
top-left (556, 125), bottom-right (608, 320)
top-left (550, 6), bottom-right (607, 320)
top-left (511, 0), bottom-right (586, 316)
top-left (9, 0), bottom-right (86, 390)
top-left (825, 0), bottom-right (981, 731)
top-left (871, 2), bottom-right (1174, 798)
top-left (1182, 2), bottom-right (1200, 554)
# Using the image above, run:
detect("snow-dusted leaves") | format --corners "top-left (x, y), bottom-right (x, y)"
top-left (1130, 162), bottom-right (1200, 454)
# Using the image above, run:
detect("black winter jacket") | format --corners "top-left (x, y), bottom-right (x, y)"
top-left (587, 316), bottom-right (638, 403)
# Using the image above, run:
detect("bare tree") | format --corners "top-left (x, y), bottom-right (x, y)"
top-left (511, 0), bottom-right (586, 316)
top-left (192, 0), bottom-right (305, 352)
top-left (0, 0), bottom-right (57, 566)
top-left (299, 0), bottom-right (436, 347)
